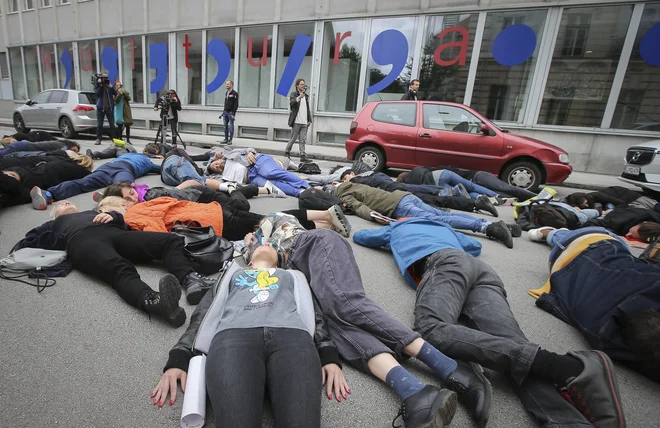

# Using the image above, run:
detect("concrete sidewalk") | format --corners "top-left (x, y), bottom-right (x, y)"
top-left (0, 119), bottom-right (636, 191)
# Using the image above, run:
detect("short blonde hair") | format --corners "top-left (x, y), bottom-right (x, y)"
top-left (98, 196), bottom-right (130, 213)
top-left (1, 137), bottom-right (16, 147)
top-left (50, 200), bottom-right (75, 220)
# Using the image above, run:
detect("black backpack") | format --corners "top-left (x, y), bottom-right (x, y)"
top-left (299, 188), bottom-right (342, 211)
top-left (298, 162), bottom-right (321, 175)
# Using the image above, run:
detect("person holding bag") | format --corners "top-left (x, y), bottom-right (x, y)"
top-left (114, 80), bottom-right (133, 143)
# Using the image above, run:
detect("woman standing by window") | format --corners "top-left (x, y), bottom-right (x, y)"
top-left (114, 80), bottom-right (133, 143)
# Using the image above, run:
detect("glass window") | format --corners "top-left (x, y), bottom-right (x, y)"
top-left (274, 128), bottom-right (291, 140)
top-left (9, 48), bottom-right (26, 99)
top-left (317, 132), bottom-right (349, 144)
top-left (611, 3), bottom-right (660, 131)
top-left (57, 42), bottom-right (76, 89)
top-left (179, 122), bottom-right (202, 133)
top-left (206, 29), bottom-right (236, 106)
top-left (422, 103), bottom-right (484, 133)
top-left (121, 36), bottom-right (144, 103)
top-left (42, 0), bottom-right (51, 6)
top-left (59, 0), bottom-right (68, 3)
top-left (41, 45), bottom-right (58, 90)
top-left (318, 20), bottom-right (365, 113)
top-left (176, 32), bottom-right (202, 105)
top-left (24, 46), bottom-right (42, 98)
top-left (371, 102), bottom-right (417, 126)
top-left (538, 5), bottom-right (633, 127)
top-left (78, 92), bottom-right (96, 104)
top-left (0, 52), bottom-right (9, 79)
top-left (31, 91), bottom-right (51, 104)
top-left (471, 10), bottom-right (547, 122)
top-left (238, 26), bottom-right (272, 108)
top-left (239, 126), bottom-right (268, 138)
top-left (24, 0), bottom-right (34, 10)
top-left (8, 0), bottom-right (18, 13)
top-left (418, 14), bottom-right (477, 103)
top-left (365, 17), bottom-right (420, 102)
top-left (274, 23), bottom-right (315, 110)
top-left (99, 38), bottom-right (119, 84)
top-left (78, 40), bottom-right (97, 91)
top-left (49, 90), bottom-right (68, 103)
top-left (146, 34), bottom-right (168, 104)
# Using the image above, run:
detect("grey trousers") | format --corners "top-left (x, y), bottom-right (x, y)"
top-left (415, 249), bottom-right (590, 427)
top-left (287, 229), bottom-right (420, 373)
top-left (286, 123), bottom-right (308, 158)
top-left (92, 142), bottom-right (136, 159)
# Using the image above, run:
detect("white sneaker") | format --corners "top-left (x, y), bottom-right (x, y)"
top-left (527, 227), bottom-right (556, 242)
top-left (264, 181), bottom-right (286, 198)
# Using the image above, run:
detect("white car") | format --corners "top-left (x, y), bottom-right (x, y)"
top-left (619, 140), bottom-right (660, 194)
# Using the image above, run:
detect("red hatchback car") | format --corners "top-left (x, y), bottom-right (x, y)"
top-left (345, 101), bottom-right (572, 190)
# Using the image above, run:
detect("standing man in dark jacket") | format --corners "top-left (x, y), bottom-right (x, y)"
top-left (153, 89), bottom-right (183, 146)
top-left (221, 80), bottom-right (238, 145)
top-left (94, 73), bottom-right (117, 146)
top-left (401, 79), bottom-right (420, 100)
top-left (286, 78), bottom-right (312, 162)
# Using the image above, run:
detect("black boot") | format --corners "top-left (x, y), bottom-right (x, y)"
top-left (392, 386), bottom-right (457, 428)
top-left (507, 222), bottom-right (523, 238)
top-left (486, 220), bottom-right (514, 248)
top-left (475, 195), bottom-right (498, 217)
top-left (182, 272), bottom-right (216, 305)
top-left (141, 274), bottom-right (186, 328)
top-left (444, 362), bottom-right (492, 428)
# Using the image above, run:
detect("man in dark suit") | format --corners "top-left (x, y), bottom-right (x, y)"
top-left (401, 79), bottom-right (420, 100)
top-left (286, 78), bottom-right (312, 162)
top-left (221, 80), bottom-right (239, 145)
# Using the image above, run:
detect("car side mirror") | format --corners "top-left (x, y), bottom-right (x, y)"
top-left (480, 124), bottom-right (492, 135)
top-left (25, 100), bottom-right (33, 106)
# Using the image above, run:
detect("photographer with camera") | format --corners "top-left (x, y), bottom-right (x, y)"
top-left (153, 89), bottom-right (182, 146)
top-left (93, 73), bottom-right (117, 146)
top-left (285, 78), bottom-right (312, 162)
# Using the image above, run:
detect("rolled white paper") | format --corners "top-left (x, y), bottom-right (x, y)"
top-left (180, 355), bottom-right (207, 428)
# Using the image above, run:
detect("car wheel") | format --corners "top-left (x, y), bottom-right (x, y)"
top-left (500, 161), bottom-right (542, 192)
top-left (13, 114), bottom-right (30, 133)
top-left (59, 117), bottom-right (77, 139)
top-left (355, 146), bottom-right (385, 172)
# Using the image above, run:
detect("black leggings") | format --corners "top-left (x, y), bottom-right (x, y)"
top-left (67, 227), bottom-right (193, 308)
top-left (116, 124), bottom-right (131, 141)
top-left (418, 193), bottom-right (476, 213)
top-left (220, 209), bottom-right (315, 241)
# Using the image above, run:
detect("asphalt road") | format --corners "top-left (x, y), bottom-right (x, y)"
top-left (0, 131), bottom-right (658, 428)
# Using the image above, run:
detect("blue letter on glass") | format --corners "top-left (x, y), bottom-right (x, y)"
top-left (206, 39), bottom-right (232, 94)
top-left (149, 43), bottom-right (168, 94)
top-left (276, 34), bottom-right (313, 97)
top-left (492, 25), bottom-right (537, 67)
top-left (367, 30), bottom-right (409, 96)
top-left (60, 49), bottom-right (73, 89)
top-left (101, 46), bottom-right (119, 84)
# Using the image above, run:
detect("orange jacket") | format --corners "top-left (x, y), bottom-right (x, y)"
top-left (124, 197), bottom-right (224, 236)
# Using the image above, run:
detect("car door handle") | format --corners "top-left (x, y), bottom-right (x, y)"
top-left (419, 133), bottom-right (432, 138)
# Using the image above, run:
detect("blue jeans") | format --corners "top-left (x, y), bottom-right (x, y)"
top-left (47, 161), bottom-right (135, 200)
top-left (437, 170), bottom-right (498, 199)
top-left (248, 155), bottom-right (309, 197)
top-left (161, 156), bottom-right (206, 187)
top-left (392, 194), bottom-right (488, 233)
top-left (222, 111), bottom-right (235, 140)
top-left (404, 183), bottom-right (454, 196)
top-left (551, 202), bottom-right (600, 225)
top-left (546, 226), bottom-right (626, 262)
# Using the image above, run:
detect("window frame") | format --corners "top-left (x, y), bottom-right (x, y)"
top-left (23, 0), bottom-right (34, 10)
top-left (8, 0), bottom-right (19, 13)
top-left (422, 103), bottom-right (485, 134)
top-left (371, 102), bottom-right (418, 128)
top-left (0, 52), bottom-right (9, 79)
top-left (41, 0), bottom-right (51, 7)
top-left (31, 90), bottom-right (53, 104)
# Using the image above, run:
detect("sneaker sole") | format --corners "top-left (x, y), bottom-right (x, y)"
top-left (429, 390), bottom-right (458, 428)
top-left (592, 351), bottom-right (626, 428)
top-left (508, 223), bottom-right (523, 238)
top-left (29, 186), bottom-right (47, 210)
top-left (158, 274), bottom-right (186, 328)
top-left (186, 285), bottom-right (211, 306)
top-left (468, 362), bottom-right (492, 428)
top-left (329, 205), bottom-right (351, 238)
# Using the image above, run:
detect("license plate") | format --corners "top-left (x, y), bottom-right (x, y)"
top-left (624, 166), bottom-right (640, 175)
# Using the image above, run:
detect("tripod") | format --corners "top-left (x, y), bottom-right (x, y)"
top-left (154, 113), bottom-right (186, 149)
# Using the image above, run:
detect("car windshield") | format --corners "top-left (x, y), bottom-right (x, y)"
top-left (78, 92), bottom-right (96, 104)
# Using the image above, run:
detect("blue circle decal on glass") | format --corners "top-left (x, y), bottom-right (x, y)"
top-left (640, 22), bottom-right (660, 66)
top-left (492, 24), bottom-right (537, 66)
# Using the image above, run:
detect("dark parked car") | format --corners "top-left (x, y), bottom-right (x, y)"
top-left (345, 101), bottom-right (572, 190)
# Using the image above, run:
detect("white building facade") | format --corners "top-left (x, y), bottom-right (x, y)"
top-left (0, 0), bottom-right (659, 174)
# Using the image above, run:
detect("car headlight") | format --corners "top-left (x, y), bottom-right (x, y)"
top-left (559, 154), bottom-right (570, 164)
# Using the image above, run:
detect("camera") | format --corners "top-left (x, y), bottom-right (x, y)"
top-left (157, 93), bottom-right (173, 117)
top-left (92, 73), bottom-right (110, 88)
top-left (302, 84), bottom-right (308, 92)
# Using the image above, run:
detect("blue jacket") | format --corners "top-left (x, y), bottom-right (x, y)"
top-left (353, 218), bottom-right (482, 289)
top-left (113, 153), bottom-right (160, 177)
top-left (94, 85), bottom-right (117, 110)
